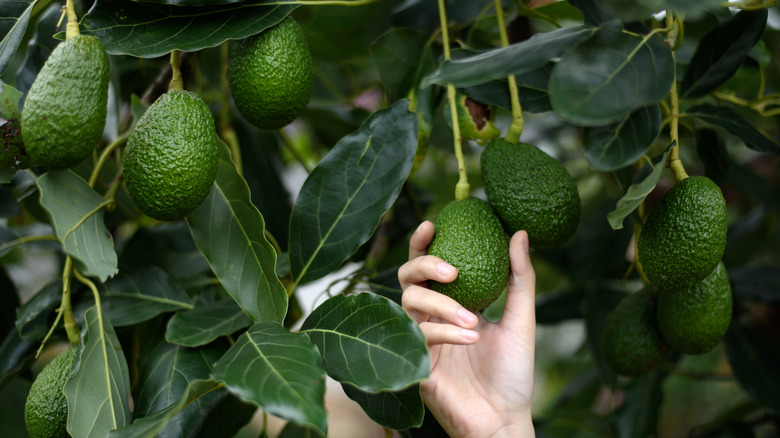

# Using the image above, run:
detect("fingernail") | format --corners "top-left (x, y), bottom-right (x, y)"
top-left (414, 222), bottom-right (425, 234)
top-left (436, 262), bottom-right (455, 277)
top-left (461, 329), bottom-right (478, 342)
top-left (458, 308), bottom-right (477, 325)
top-left (523, 233), bottom-right (530, 254)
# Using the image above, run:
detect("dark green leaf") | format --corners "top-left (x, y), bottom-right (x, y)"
top-left (582, 105), bottom-right (661, 171)
top-left (120, 222), bottom-right (210, 282)
top-left (685, 104), bottom-right (780, 155)
top-left (278, 423), bottom-right (325, 438)
top-left (464, 63), bottom-right (554, 113)
top-left (680, 9), bottom-right (768, 99)
top-left (187, 141), bottom-right (288, 324)
top-left (0, 0), bottom-right (37, 76)
top-left (611, 371), bottom-right (666, 438)
top-left (14, 281), bottom-right (61, 341)
top-left (14, 3), bottom-right (60, 95)
top-left (0, 81), bottom-right (22, 119)
top-left (100, 266), bottom-right (193, 327)
top-left (37, 170), bottom-right (118, 281)
top-left (567, 0), bottom-right (613, 26)
top-left (371, 28), bottom-right (430, 99)
top-left (729, 265), bottom-right (780, 304)
top-left (606, 148), bottom-right (672, 230)
top-left (301, 293), bottom-right (429, 392)
top-left (166, 299), bottom-right (252, 347)
top-left (64, 306), bottom-right (131, 437)
top-left (549, 22), bottom-right (674, 126)
top-left (342, 383), bottom-right (424, 430)
top-left (0, 329), bottom-right (35, 386)
top-left (0, 82), bottom-right (25, 183)
top-left (0, 377), bottom-right (31, 437)
top-left (724, 319), bottom-right (780, 415)
top-left (82, 0), bottom-right (297, 57)
top-left (211, 322), bottom-right (327, 434)
top-left (289, 100), bottom-right (417, 285)
top-left (695, 128), bottom-right (729, 185)
top-left (422, 25), bottom-right (596, 88)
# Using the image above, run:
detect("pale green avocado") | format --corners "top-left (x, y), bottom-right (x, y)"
top-left (638, 176), bottom-right (727, 290)
top-left (21, 35), bottom-right (109, 170)
top-left (603, 288), bottom-right (668, 376)
top-left (25, 346), bottom-right (78, 438)
top-left (480, 138), bottom-right (581, 249)
top-left (427, 198), bottom-right (510, 311)
top-left (122, 90), bottom-right (217, 221)
top-left (657, 261), bottom-right (732, 354)
top-left (228, 17), bottom-right (313, 130)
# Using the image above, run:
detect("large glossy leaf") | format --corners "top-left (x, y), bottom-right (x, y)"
top-left (342, 383), bottom-right (424, 430)
top-left (64, 306), bottom-right (131, 437)
top-left (611, 371), bottom-right (666, 438)
top-left (13, 3), bottom-right (60, 96)
top-left (606, 148), bottom-right (672, 230)
top-left (37, 170), bottom-right (118, 281)
top-left (166, 299), bottom-right (251, 347)
top-left (422, 25), bottom-right (596, 88)
top-left (724, 319), bottom-right (780, 415)
top-left (14, 280), bottom-right (61, 341)
top-left (187, 141), bottom-right (287, 324)
top-left (370, 28), bottom-right (430, 100)
top-left (0, 0), bottom-right (37, 76)
top-left (289, 100), bottom-right (417, 285)
top-left (680, 9), bottom-right (768, 99)
top-left (684, 105), bottom-right (780, 155)
top-left (300, 293), bottom-right (429, 392)
top-left (549, 22), bottom-right (674, 126)
top-left (99, 266), bottom-right (193, 327)
top-left (81, 0), bottom-right (296, 57)
top-left (211, 322), bottom-right (327, 435)
top-left (582, 105), bottom-right (661, 171)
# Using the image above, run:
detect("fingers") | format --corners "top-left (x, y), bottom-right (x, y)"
top-left (500, 230), bottom-right (537, 330)
top-left (408, 221), bottom-right (435, 260)
top-left (398, 255), bottom-right (457, 290)
top-left (419, 321), bottom-right (479, 345)
top-left (402, 285), bottom-right (480, 345)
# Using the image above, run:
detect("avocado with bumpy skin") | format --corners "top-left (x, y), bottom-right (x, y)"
top-left (21, 35), bottom-right (109, 170)
top-left (427, 198), bottom-right (510, 311)
top-left (25, 346), bottom-right (78, 438)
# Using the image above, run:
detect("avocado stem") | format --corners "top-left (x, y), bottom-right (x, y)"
top-left (169, 50), bottom-right (184, 91)
top-left (65, 0), bottom-right (80, 39)
top-left (494, 0), bottom-right (524, 144)
top-left (60, 257), bottom-right (81, 345)
top-left (665, 11), bottom-right (688, 183)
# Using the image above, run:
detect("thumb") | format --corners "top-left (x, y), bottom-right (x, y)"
top-left (499, 230), bottom-right (536, 329)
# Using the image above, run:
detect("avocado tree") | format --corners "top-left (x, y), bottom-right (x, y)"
top-left (2, 0), bottom-right (779, 437)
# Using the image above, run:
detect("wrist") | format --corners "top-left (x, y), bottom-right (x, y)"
top-left (492, 412), bottom-right (534, 438)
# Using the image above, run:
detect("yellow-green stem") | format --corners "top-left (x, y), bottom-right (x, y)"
top-left (88, 132), bottom-right (130, 188)
top-left (65, 0), bottom-right (80, 39)
top-left (495, 0), bottom-right (524, 144)
top-left (0, 234), bottom-right (57, 254)
top-left (666, 11), bottom-right (688, 183)
top-left (169, 50), bottom-right (184, 91)
top-left (61, 257), bottom-right (80, 345)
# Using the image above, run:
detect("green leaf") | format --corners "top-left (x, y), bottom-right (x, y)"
top-left (82, 0), bottom-right (297, 57)
top-left (0, 81), bottom-right (22, 119)
top-left (606, 148), bottom-right (672, 230)
top-left (549, 22), bottom-right (674, 126)
top-left (37, 170), bottom-right (118, 281)
top-left (729, 265), bottom-right (780, 304)
top-left (582, 105), bottom-right (661, 171)
top-left (14, 280), bottom-right (61, 341)
top-left (0, 0), bottom-right (37, 76)
top-left (568, 0), bottom-right (613, 26)
top-left (119, 222), bottom-right (210, 282)
top-left (289, 100), bottom-right (417, 285)
top-left (0, 329), bottom-right (35, 386)
top-left (684, 104), bottom-right (780, 155)
top-left (211, 322), bottom-right (327, 434)
top-left (99, 266), bottom-right (193, 327)
top-left (370, 28), bottom-right (430, 99)
top-left (187, 141), bottom-right (287, 324)
top-left (680, 9), bottom-right (768, 99)
top-left (725, 319), bottom-right (780, 415)
top-left (14, 3), bottom-right (61, 95)
top-left (278, 423), bottom-right (325, 438)
top-left (612, 371), bottom-right (666, 438)
top-left (1, 82), bottom-right (25, 183)
top-left (110, 379), bottom-right (225, 438)
top-left (421, 25), bottom-right (596, 88)
top-left (342, 383), bottom-right (424, 430)
top-left (300, 293), bottom-right (429, 392)
top-left (64, 306), bottom-right (131, 437)
top-left (165, 299), bottom-right (252, 347)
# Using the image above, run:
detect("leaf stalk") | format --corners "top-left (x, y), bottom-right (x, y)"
top-left (495, 0), bottom-right (524, 144)
top-left (65, 0), bottom-right (80, 39)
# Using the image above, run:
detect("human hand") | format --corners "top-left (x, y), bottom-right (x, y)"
top-left (398, 221), bottom-right (536, 438)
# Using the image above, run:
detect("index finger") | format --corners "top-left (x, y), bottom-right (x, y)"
top-left (408, 221), bottom-right (435, 260)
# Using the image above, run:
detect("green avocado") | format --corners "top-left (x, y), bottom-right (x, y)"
top-left (480, 138), bottom-right (581, 249)
top-left (427, 198), bottom-right (510, 311)
top-left (123, 90), bottom-right (218, 221)
top-left (25, 346), bottom-right (78, 438)
top-left (638, 176), bottom-right (727, 290)
top-left (21, 35), bottom-right (110, 170)
top-left (603, 288), bottom-right (668, 376)
top-left (657, 261), bottom-right (732, 354)
top-left (228, 17), bottom-right (313, 130)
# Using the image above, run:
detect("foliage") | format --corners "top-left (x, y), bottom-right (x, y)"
top-left (1, 0), bottom-right (780, 437)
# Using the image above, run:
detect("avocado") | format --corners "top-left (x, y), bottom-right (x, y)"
top-left (657, 261), bottom-right (732, 354)
top-left (21, 35), bottom-right (110, 170)
top-left (638, 176), bottom-right (727, 290)
top-left (122, 90), bottom-right (218, 221)
top-left (25, 346), bottom-right (78, 438)
top-left (427, 198), bottom-right (510, 311)
top-left (480, 138), bottom-right (581, 249)
top-left (603, 288), bottom-right (668, 376)
top-left (228, 17), bottom-right (313, 130)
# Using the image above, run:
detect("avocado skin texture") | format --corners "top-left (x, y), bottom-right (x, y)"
top-left (603, 288), bottom-right (668, 376)
top-left (657, 261), bottom-right (732, 354)
top-left (638, 176), bottom-right (727, 290)
top-left (21, 35), bottom-right (109, 170)
top-left (481, 138), bottom-right (580, 249)
top-left (123, 90), bottom-right (217, 221)
top-left (427, 198), bottom-right (510, 311)
top-left (25, 346), bottom-right (77, 438)
top-left (228, 17), bottom-right (313, 130)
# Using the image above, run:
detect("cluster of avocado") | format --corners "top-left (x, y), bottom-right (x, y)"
top-left (24, 346), bottom-right (77, 438)
top-left (603, 176), bottom-right (731, 376)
